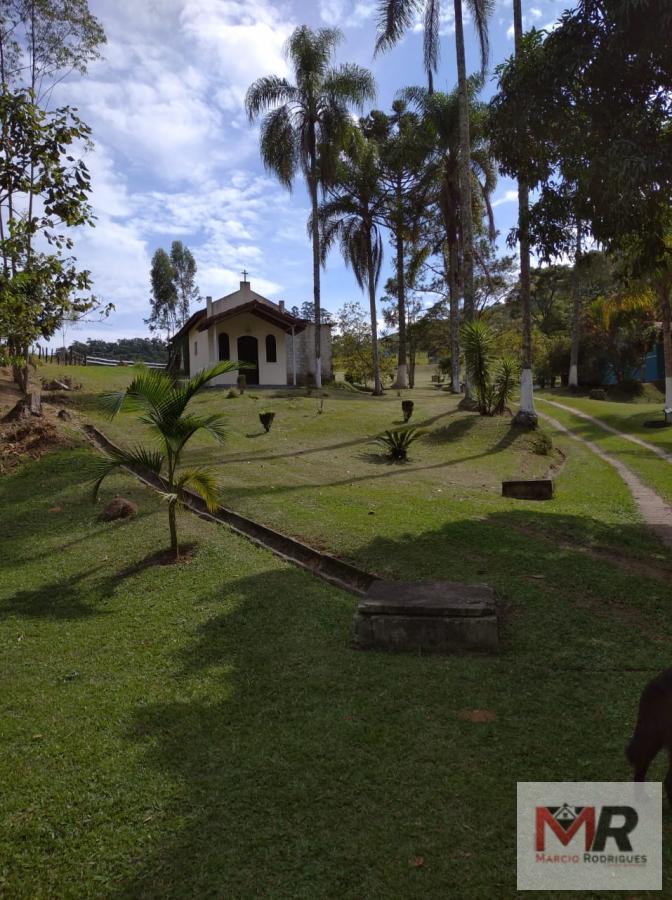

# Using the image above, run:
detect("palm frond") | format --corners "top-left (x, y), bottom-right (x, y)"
top-left (259, 106), bottom-right (299, 189)
top-left (466, 0), bottom-right (495, 75)
top-left (423, 0), bottom-right (440, 81)
top-left (323, 64), bottom-right (376, 109)
top-left (175, 467), bottom-right (220, 513)
top-left (90, 445), bottom-right (165, 500)
top-left (162, 413), bottom-right (228, 454)
top-left (98, 366), bottom-right (173, 420)
top-left (286, 26), bottom-right (343, 82)
top-left (375, 0), bottom-right (423, 55)
top-left (245, 76), bottom-right (297, 121)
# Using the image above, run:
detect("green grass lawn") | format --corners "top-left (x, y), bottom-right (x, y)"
top-left (537, 392), bottom-right (672, 506)
top-left (3, 365), bottom-right (672, 897)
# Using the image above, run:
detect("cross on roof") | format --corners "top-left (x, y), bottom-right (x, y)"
top-left (241, 269), bottom-right (249, 283)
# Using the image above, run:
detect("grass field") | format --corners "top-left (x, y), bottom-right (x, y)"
top-left (3, 364), bottom-right (672, 897)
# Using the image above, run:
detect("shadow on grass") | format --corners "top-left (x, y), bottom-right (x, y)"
top-left (0, 567), bottom-right (111, 620)
top-left (109, 512), bottom-right (672, 899)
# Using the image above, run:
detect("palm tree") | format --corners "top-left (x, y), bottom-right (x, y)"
top-left (376, 0), bottom-right (494, 350)
top-left (511, 0), bottom-right (537, 426)
top-left (319, 129), bottom-right (386, 394)
top-left (92, 362), bottom-right (239, 560)
top-left (245, 26), bottom-right (375, 389)
top-left (402, 81), bottom-right (496, 394)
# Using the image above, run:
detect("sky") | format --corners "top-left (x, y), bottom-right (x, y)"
top-left (51, 0), bottom-right (574, 345)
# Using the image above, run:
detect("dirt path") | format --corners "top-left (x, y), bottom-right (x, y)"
top-left (538, 397), bottom-right (672, 462)
top-left (539, 409), bottom-right (672, 550)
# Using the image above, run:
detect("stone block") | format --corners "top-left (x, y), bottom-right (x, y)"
top-left (353, 580), bottom-right (499, 654)
top-left (502, 479), bottom-right (554, 500)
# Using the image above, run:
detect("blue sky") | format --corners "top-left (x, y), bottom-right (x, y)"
top-left (54, 0), bottom-right (573, 344)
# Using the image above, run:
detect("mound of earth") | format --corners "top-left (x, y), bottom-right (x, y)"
top-left (0, 419), bottom-right (70, 472)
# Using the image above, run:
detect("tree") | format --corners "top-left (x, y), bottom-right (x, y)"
top-left (332, 300), bottom-right (394, 387)
top-left (0, 0), bottom-right (106, 391)
top-left (0, 88), bottom-right (104, 391)
top-left (319, 128), bottom-right (386, 394)
top-left (94, 362), bottom-right (239, 561)
top-left (375, 0), bottom-right (494, 398)
top-left (245, 26), bottom-right (375, 388)
top-left (511, 0), bottom-right (536, 426)
top-left (401, 81), bottom-right (497, 394)
top-left (146, 249), bottom-right (178, 342)
top-left (299, 301), bottom-right (333, 324)
top-left (361, 101), bottom-right (430, 387)
top-left (489, 0), bottom-right (672, 404)
top-left (170, 241), bottom-right (199, 327)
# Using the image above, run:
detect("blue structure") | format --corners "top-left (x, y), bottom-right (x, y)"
top-left (605, 341), bottom-right (664, 385)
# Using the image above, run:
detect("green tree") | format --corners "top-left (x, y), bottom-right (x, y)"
top-left (170, 241), bottom-right (199, 327)
top-left (361, 101), bottom-right (430, 388)
top-left (94, 362), bottom-right (239, 561)
top-left (319, 129), bottom-right (386, 394)
top-left (146, 249), bottom-right (178, 342)
top-left (375, 0), bottom-right (495, 386)
top-left (0, 88), bottom-right (104, 391)
top-left (401, 81), bottom-right (497, 394)
top-left (245, 26), bottom-right (375, 389)
top-left (489, 0), bottom-right (672, 404)
top-left (0, 0), bottom-right (106, 391)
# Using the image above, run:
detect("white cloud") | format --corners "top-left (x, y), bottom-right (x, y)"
top-left (492, 189), bottom-right (519, 208)
top-left (319, 0), bottom-right (376, 28)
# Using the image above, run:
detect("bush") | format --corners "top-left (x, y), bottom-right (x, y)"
top-left (259, 411), bottom-right (275, 432)
top-left (226, 389), bottom-right (237, 399)
top-left (372, 426), bottom-right (427, 461)
top-left (461, 321), bottom-right (518, 416)
top-left (402, 399), bottom-right (414, 422)
top-left (589, 388), bottom-right (607, 401)
top-left (531, 431), bottom-right (553, 455)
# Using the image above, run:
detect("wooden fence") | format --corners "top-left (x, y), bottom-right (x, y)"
top-left (33, 345), bottom-right (165, 369)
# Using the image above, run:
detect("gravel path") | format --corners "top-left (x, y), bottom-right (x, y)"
top-left (539, 408), bottom-right (672, 550)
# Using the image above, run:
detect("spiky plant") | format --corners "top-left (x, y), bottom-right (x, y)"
top-left (461, 320), bottom-right (517, 416)
top-left (372, 425), bottom-right (427, 460)
top-left (92, 362), bottom-right (239, 560)
top-left (245, 26), bottom-right (376, 389)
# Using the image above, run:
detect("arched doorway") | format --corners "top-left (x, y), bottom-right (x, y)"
top-left (237, 335), bottom-right (259, 385)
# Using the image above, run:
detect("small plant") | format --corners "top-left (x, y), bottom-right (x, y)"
top-left (226, 389), bottom-right (237, 399)
top-left (401, 399), bottom-right (414, 422)
top-left (589, 387), bottom-right (607, 400)
top-left (317, 398), bottom-right (324, 414)
top-left (531, 431), bottom-right (553, 455)
top-left (259, 411), bottom-right (275, 432)
top-left (461, 320), bottom-right (518, 416)
top-left (237, 374), bottom-right (246, 395)
top-left (372, 426), bottom-right (427, 461)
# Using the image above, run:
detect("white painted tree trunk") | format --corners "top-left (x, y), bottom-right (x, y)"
top-left (568, 363), bottom-right (578, 389)
top-left (395, 363), bottom-right (408, 390)
top-left (519, 368), bottom-right (535, 412)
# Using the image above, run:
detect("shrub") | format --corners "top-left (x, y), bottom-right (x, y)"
top-left (259, 411), bottom-right (275, 432)
top-left (589, 388), bottom-right (607, 401)
top-left (461, 320), bottom-right (518, 416)
top-left (531, 431), bottom-right (553, 455)
top-left (226, 389), bottom-right (237, 399)
top-left (402, 399), bottom-right (414, 422)
top-left (372, 426), bottom-right (427, 461)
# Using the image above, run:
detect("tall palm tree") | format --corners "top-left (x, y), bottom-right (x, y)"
top-left (318, 129), bottom-right (386, 394)
top-left (511, 0), bottom-right (537, 426)
top-left (376, 0), bottom-right (494, 355)
top-left (93, 362), bottom-right (239, 560)
top-left (402, 81), bottom-right (496, 394)
top-left (245, 26), bottom-right (375, 389)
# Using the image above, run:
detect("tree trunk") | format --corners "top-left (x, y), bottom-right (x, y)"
top-left (568, 222), bottom-right (583, 389)
top-left (367, 238), bottom-right (383, 395)
top-left (168, 501), bottom-right (179, 560)
top-left (394, 215), bottom-right (408, 389)
top-left (309, 146), bottom-right (322, 388)
top-left (659, 278), bottom-right (672, 409)
top-left (445, 243), bottom-right (461, 393)
top-left (454, 0), bottom-right (475, 402)
top-left (512, 0), bottom-right (537, 426)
